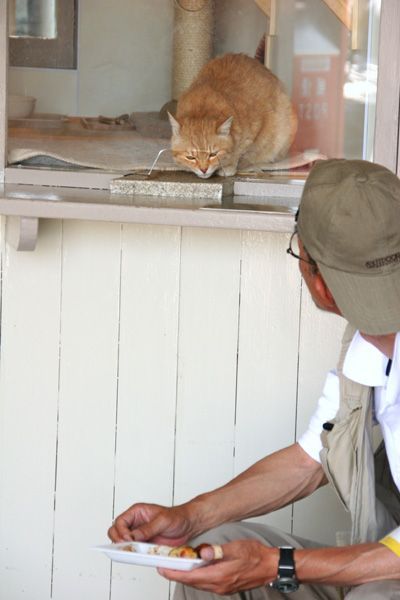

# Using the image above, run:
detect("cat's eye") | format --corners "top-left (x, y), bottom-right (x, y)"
top-left (186, 155), bottom-right (196, 161)
top-left (209, 152), bottom-right (218, 158)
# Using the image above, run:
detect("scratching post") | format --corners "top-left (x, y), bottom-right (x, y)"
top-left (172, 0), bottom-right (214, 98)
top-left (160, 0), bottom-right (215, 118)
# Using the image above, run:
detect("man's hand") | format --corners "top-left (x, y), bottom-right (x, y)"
top-left (158, 540), bottom-right (279, 595)
top-left (108, 502), bottom-right (194, 546)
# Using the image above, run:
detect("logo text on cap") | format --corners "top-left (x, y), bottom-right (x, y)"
top-left (365, 253), bottom-right (400, 269)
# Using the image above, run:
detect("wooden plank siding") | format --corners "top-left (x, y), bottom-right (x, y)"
top-left (111, 224), bottom-right (181, 600)
top-left (0, 218), bottom-right (63, 599)
top-left (51, 221), bottom-right (122, 600)
top-left (234, 231), bottom-right (301, 532)
top-left (0, 221), bottom-right (347, 600)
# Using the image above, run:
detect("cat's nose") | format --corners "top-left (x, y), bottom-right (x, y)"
top-left (200, 167), bottom-right (208, 174)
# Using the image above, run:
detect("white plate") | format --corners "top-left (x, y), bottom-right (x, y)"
top-left (93, 542), bottom-right (209, 571)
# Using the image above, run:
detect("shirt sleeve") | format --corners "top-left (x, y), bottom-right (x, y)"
top-left (297, 370), bottom-right (340, 463)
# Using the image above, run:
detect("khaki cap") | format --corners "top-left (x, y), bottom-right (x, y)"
top-left (297, 159), bottom-right (400, 334)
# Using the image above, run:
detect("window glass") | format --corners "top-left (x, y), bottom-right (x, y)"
top-left (10, 0), bottom-right (56, 38)
top-left (278, 0), bottom-right (380, 161)
top-left (7, 0), bottom-right (381, 180)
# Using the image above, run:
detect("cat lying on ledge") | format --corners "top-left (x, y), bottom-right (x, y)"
top-left (168, 53), bottom-right (297, 179)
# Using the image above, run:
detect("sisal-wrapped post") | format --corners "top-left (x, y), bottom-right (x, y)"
top-left (172, 0), bottom-right (215, 99)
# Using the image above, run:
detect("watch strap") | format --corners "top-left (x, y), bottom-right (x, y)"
top-left (277, 546), bottom-right (296, 577)
top-left (269, 546), bottom-right (299, 593)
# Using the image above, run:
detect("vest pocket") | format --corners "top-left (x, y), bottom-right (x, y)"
top-left (319, 445), bottom-right (351, 511)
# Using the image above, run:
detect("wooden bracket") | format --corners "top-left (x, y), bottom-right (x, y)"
top-left (6, 216), bottom-right (39, 251)
top-left (254, 0), bottom-right (351, 29)
top-left (254, 0), bottom-right (271, 17)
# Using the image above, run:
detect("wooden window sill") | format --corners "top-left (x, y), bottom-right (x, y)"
top-left (0, 178), bottom-right (302, 251)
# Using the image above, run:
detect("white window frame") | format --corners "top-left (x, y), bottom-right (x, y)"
top-left (1, 0), bottom-right (400, 232)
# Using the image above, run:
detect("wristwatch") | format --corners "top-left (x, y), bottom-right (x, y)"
top-left (269, 546), bottom-right (299, 593)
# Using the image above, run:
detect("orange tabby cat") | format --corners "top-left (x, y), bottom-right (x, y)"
top-left (168, 53), bottom-right (297, 179)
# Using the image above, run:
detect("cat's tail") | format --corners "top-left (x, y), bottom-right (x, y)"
top-left (255, 35), bottom-right (265, 64)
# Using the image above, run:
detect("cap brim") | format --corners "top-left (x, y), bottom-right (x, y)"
top-left (318, 263), bottom-right (400, 335)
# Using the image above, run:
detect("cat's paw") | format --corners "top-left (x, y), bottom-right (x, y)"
top-left (217, 166), bottom-right (237, 177)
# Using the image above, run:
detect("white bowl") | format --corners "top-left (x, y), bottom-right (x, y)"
top-left (8, 94), bottom-right (37, 118)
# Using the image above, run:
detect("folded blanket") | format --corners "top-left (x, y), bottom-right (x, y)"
top-left (8, 112), bottom-right (325, 174)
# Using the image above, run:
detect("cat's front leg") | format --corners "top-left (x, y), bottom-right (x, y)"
top-left (217, 157), bottom-right (240, 177)
top-left (217, 166), bottom-right (236, 177)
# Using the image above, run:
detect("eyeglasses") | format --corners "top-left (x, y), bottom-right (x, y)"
top-left (286, 231), bottom-right (317, 267)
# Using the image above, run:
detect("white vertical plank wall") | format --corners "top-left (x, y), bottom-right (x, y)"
top-left (0, 219), bottom-right (62, 600)
top-left (174, 228), bottom-right (242, 505)
top-left (111, 224), bottom-right (181, 600)
top-left (293, 286), bottom-right (349, 544)
top-left (234, 231), bottom-right (302, 533)
top-left (51, 221), bottom-right (122, 600)
top-left (0, 221), bottom-right (348, 600)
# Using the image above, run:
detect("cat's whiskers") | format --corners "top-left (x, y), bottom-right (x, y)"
top-left (147, 148), bottom-right (172, 178)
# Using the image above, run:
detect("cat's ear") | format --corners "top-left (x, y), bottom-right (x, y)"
top-left (168, 112), bottom-right (181, 136)
top-left (217, 116), bottom-right (233, 136)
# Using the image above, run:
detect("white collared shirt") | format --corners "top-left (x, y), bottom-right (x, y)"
top-left (298, 331), bottom-right (400, 492)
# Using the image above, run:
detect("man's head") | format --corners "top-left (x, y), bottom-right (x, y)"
top-left (297, 159), bottom-right (400, 335)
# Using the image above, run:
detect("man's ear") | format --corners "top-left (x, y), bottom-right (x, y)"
top-left (313, 272), bottom-right (342, 315)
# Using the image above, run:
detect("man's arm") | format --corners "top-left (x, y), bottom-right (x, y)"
top-left (110, 442), bottom-right (325, 544)
top-left (184, 442), bottom-right (326, 536)
top-left (295, 543), bottom-right (400, 586)
top-left (159, 539), bottom-right (400, 595)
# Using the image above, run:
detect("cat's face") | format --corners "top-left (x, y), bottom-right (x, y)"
top-left (168, 113), bottom-right (233, 179)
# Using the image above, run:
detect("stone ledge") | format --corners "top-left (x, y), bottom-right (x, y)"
top-left (110, 170), bottom-right (234, 201)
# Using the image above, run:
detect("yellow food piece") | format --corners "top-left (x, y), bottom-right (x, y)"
top-left (168, 545), bottom-right (198, 558)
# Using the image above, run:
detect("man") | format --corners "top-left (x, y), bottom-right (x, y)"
top-left (109, 159), bottom-right (400, 598)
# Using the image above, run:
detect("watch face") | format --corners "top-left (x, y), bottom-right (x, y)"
top-left (271, 577), bottom-right (299, 593)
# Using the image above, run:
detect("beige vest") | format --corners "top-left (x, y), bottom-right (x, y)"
top-left (319, 324), bottom-right (400, 544)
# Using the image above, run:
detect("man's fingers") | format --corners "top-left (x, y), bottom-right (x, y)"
top-left (128, 514), bottom-right (168, 541)
top-left (108, 512), bottom-right (171, 544)
top-left (108, 515), bottom-right (135, 542)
